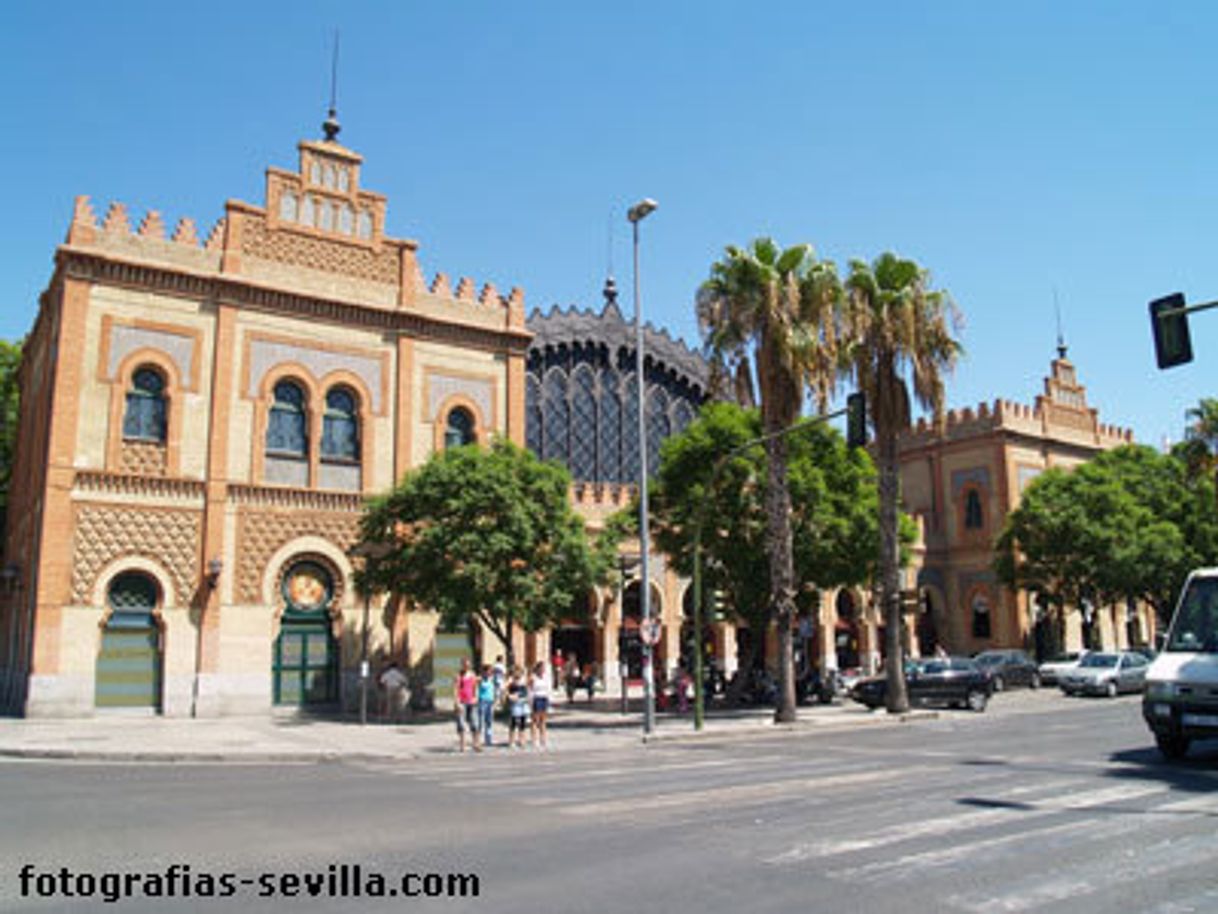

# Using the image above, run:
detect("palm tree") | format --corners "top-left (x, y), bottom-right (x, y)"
top-left (1182, 398), bottom-right (1218, 512)
top-left (842, 252), bottom-right (961, 713)
top-left (697, 238), bottom-right (841, 722)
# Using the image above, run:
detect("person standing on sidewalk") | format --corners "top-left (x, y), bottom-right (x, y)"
top-left (455, 658), bottom-right (480, 753)
top-left (506, 666), bottom-right (531, 749)
top-left (477, 664), bottom-right (498, 748)
top-left (529, 661), bottom-right (551, 751)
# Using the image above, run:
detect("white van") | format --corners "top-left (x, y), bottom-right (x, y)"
top-left (1143, 568), bottom-right (1218, 759)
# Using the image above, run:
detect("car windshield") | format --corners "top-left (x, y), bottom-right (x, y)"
top-left (1166, 576), bottom-right (1218, 653)
top-left (974, 654), bottom-right (1002, 666)
top-left (1079, 653), bottom-right (1117, 668)
top-left (921, 661), bottom-right (948, 674)
top-left (1046, 653), bottom-right (1079, 663)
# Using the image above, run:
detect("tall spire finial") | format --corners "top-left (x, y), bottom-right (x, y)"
top-left (1053, 287), bottom-right (1067, 360)
top-left (322, 30), bottom-right (341, 142)
top-left (602, 209), bottom-right (618, 308)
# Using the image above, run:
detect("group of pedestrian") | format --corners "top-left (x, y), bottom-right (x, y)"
top-left (453, 657), bottom-right (552, 752)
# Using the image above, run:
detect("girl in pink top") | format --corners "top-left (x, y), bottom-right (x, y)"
top-left (454, 658), bottom-right (480, 752)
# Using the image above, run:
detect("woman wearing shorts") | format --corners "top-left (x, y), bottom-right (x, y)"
top-left (529, 661), bottom-right (551, 750)
top-left (454, 658), bottom-right (479, 752)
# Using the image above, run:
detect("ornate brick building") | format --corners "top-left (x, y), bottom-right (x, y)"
top-left (523, 284), bottom-right (711, 693)
top-left (1, 129), bottom-right (530, 716)
top-left (895, 347), bottom-right (1157, 662)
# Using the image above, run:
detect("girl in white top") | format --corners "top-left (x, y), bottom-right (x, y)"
top-left (529, 661), bottom-right (551, 750)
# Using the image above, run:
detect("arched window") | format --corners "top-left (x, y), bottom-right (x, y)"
top-left (570, 364), bottom-right (597, 481)
top-left (321, 387), bottom-right (359, 461)
top-left (621, 371), bottom-right (640, 483)
top-left (542, 368), bottom-right (569, 464)
top-left (598, 368), bottom-right (621, 483)
top-left (526, 375), bottom-right (543, 456)
top-left (445, 407), bottom-right (476, 449)
top-left (123, 367), bottom-right (167, 442)
top-left (646, 386), bottom-right (670, 475)
top-left (964, 488), bottom-right (984, 530)
top-left (672, 398), bottom-right (696, 436)
top-left (267, 380), bottom-right (308, 457)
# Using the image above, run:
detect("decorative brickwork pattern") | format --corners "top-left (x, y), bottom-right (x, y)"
top-left (71, 505), bottom-right (203, 606)
top-left (119, 441), bottom-right (167, 477)
top-left (236, 509), bottom-right (359, 604)
top-left (240, 215), bottom-right (399, 285)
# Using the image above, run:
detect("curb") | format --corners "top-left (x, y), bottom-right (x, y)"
top-left (0, 709), bottom-right (942, 763)
top-left (640, 709), bottom-right (940, 744)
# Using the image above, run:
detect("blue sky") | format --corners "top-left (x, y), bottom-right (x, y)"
top-left (4, 1), bottom-right (1216, 448)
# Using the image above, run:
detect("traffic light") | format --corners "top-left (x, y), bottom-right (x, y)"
top-left (846, 392), bottom-right (867, 448)
top-left (1150, 292), bottom-right (1193, 369)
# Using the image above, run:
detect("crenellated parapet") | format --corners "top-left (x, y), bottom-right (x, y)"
top-left (899, 363), bottom-right (1135, 453)
top-left (65, 195), bottom-right (229, 274)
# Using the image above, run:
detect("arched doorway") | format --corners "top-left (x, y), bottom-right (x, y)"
top-left (96, 571), bottom-right (163, 710)
top-left (553, 590), bottom-right (597, 677)
top-left (916, 590), bottom-right (938, 657)
top-left (620, 580), bottom-right (662, 680)
top-left (834, 589), bottom-right (861, 671)
top-left (273, 559), bottom-right (339, 706)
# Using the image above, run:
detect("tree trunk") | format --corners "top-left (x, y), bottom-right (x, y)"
top-left (725, 631), bottom-right (760, 708)
top-left (766, 429), bottom-right (798, 723)
top-left (878, 428), bottom-right (910, 713)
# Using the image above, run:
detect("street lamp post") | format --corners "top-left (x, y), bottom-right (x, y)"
top-left (628, 197), bottom-right (658, 736)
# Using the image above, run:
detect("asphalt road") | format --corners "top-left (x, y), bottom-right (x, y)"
top-left (2, 691), bottom-right (1216, 914)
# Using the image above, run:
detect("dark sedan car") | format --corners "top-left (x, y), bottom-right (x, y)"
top-left (973, 649), bottom-right (1041, 691)
top-left (850, 657), bottom-right (993, 712)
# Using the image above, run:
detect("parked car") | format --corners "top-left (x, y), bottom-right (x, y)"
top-left (1059, 651), bottom-right (1149, 697)
top-left (850, 657), bottom-right (993, 712)
top-left (973, 649), bottom-right (1041, 691)
top-left (1037, 651), bottom-right (1088, 686)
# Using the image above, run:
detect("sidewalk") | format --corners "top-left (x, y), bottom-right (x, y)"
top-left (0, 699), bottom-right (936, 764)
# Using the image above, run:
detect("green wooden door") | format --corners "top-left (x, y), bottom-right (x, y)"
top-left (96, 573), bottom-right (161, 709)
top-left (273, 620), bottom-right (337, 705)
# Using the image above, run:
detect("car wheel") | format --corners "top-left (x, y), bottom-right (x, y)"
top-left (1061, 687), bottom-right (1073, 697)
top-left (967, 690), bottom-right (988, 712)
top-left (992, 676), bottom-right (1005, 692)
top-left (1104, 680), bottom-right (1117, 698)
top-left (1030, 672), bottom-right (1041, 690)
top-left (1156, 734), bottom-right (1190, 761)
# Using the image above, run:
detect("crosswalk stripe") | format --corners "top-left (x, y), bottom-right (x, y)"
top-left (549, 767), bottom-right (921, 816)
top-left (765, 782), bottom-right (1166, 864)
top-left (946, 830), bottom-right (1218, 913)
top-left (441, 756), bottom-right (745, 788)
top-left (828, 815), bottom-right (1144, 884)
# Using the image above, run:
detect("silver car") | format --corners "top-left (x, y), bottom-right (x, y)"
top-left (1037, 651), bottom-right (1088, 686)
top-left (1059, 651), bottom-right (1149, 697)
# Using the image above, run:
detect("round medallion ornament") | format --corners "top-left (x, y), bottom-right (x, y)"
top-left (282, 561), bottom-right (333, 612)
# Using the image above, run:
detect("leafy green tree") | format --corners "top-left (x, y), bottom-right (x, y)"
top-left (841, 253), bottom-right (961, 713)
top-left (643, 402), bottom-right (909, 703)
top-left (696, 239), bottom-right (841, 722)
top-left (996, 445), bottom-right (1218, 638)
top-left (356, 439), bottom-right (617, 666)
